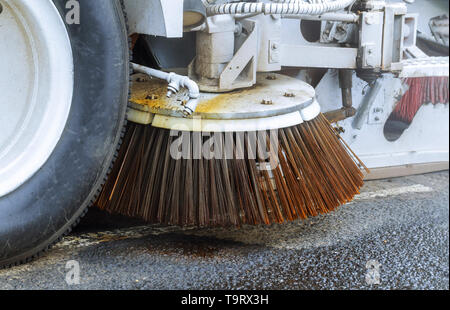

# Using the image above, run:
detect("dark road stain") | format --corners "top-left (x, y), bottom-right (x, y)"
top-left (145, 234), bottom-right (241, 259)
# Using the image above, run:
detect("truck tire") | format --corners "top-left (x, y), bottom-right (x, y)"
top-left (0, 0), bottom-right (130, 267)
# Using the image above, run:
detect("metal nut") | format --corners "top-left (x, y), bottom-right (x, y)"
top-left (261, 99), bottom-right (273, 105)
top-left (284, 92), bottom-right (295, 98)
top-left (145, 94), bottom-right (159, 100)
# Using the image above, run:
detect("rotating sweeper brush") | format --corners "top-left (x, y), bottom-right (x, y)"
top-left (96, 66), bottom-right (368, 227)
top-left (2, 0), bottom-right (448, 269)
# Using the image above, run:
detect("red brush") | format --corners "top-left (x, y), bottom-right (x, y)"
top-left (391, 76), bottom-right (449, 124)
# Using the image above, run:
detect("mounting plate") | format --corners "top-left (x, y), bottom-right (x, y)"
top-left (130, 72), bottom-right (315, 120)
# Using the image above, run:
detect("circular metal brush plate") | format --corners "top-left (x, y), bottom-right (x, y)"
top-left (130, 73), bottom-right (315, 120)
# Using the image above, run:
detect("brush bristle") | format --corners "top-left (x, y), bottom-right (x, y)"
top-left (97, 113), bottom-right (367, 227)
top-left (390, 76), bottom-right (449, 124)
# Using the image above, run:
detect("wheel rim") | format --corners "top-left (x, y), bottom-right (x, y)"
top-left (0, 0), bottom-right (73, 197)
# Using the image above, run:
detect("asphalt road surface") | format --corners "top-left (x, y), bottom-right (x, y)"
top-left (0, 171), bottom-right (448, 290)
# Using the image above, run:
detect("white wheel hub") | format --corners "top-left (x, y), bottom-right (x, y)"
top-left (0, 0), bottom-right (73, 197)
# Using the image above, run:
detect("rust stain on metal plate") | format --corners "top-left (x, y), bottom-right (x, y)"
top-left (130, 73), bottom-right (314, 115)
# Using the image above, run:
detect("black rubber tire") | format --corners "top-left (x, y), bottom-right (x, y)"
top-left (0, 0), bottom-right (130, 268)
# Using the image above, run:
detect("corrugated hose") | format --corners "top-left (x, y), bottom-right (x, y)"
top-left (206, 0), bottom-right (356, 16)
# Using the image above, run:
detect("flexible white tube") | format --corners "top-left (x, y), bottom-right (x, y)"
top-left (132, 63), bottom-right (170, 81)
top-left (132, 63), bottom-right (200, 116)
top-left (206, 0), bottom-right (355, 16)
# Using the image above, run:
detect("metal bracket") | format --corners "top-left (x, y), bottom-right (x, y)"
top-left (358, 11), bottom-right (384, 69)
top-left (268, 39), bottom-right (280, 64)
top-left (219, 20), bottom-right (258, 91)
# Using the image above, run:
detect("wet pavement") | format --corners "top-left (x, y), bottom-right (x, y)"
top-left (0, 171), bottom-right (448, 290)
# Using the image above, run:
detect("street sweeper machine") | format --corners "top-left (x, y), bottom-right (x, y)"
top-left (0, 0), bottom-right (448, 267)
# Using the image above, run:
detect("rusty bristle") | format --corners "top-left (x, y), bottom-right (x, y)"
top-left (390, 76), bottom-right (449, 124)
top-left (97, 113), bottom-right (367, 227)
